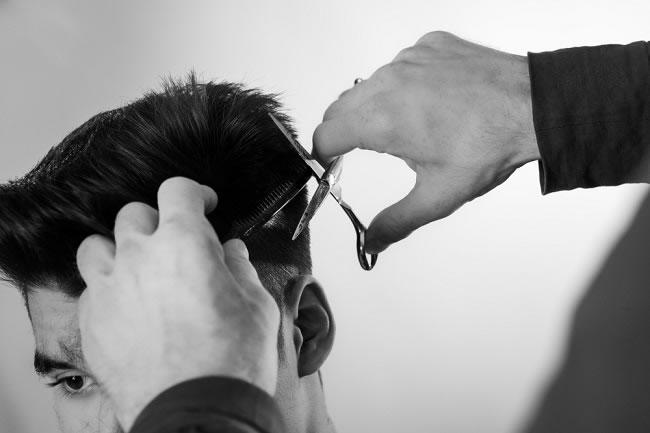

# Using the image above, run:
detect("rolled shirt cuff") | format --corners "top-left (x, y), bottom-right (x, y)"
top-left (528, 41), bottom-right (650, 194)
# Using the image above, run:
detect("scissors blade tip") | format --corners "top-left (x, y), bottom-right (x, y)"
top-left (292, 222), bottom-right (305, 240)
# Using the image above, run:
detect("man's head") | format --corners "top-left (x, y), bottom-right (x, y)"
top-left (0, 76), bottom-right (336, 433)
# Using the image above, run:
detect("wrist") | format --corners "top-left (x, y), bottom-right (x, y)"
top-left (510, 54), bottom-right (540, 167)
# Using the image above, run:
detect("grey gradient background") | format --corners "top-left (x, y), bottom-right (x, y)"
top-left (0, 1), bottom-right (649, 432)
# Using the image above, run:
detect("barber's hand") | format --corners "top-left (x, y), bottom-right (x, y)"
top-left (76, 177), bottom-right (280, 431)
top-left (314, 31), bottom-right (540, 254)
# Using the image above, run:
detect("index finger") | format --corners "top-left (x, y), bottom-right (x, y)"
top-left (312, 105), bottom-right (381, 165)
top-left (157, 177), bottom-right (218, 226)
top-left (312, 79), bottom-right (379, 165)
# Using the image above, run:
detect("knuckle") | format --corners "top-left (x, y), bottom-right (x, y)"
top-left (169, 221), bottom-right (217, 251)
top-left (336, 87), bottom-right (353, 102)
top-left (161, 176), bottom-right (190, 189)
top-left (393, 46), bottom-right (429, 63)
top-left (228, 254), bottom-right (247, 271)
top-left (76, 236), bottom-right (92, 258)
top-left (77, 234), bottom-right (102, 259)
top-left (401, 45), bottom-right (431, 62)
top-left (322, 99), bottom-right (342, 122)
top-left (159, 176), bottom-right (196, 197)
top-left (115, 235), bottom-right (142, 254)
top-left (161, 212), bottom-right (192, 231)
top-left (376, 61), bottom-right (410, 83)
top-left (374, 63), bottom-right (393, 80)
top-left (115, 201), bottom-right (150, 221)
top-left (416, 30), bottom-right (452, 46)
top-left (393, 46), bottom-right (411, 62)
top-left (118, 200), bottom-right (144, 214)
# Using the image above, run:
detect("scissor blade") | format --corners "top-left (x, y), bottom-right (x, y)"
top-left (293, 155), bottom-right (344, 238)
top-left (327, 153), bottom-right (344, 179)
top-left (269, 113), bottom-right (325, 179)
top-left (292, 181), bottom-right (331, 240)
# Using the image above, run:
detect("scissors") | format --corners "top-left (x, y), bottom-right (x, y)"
top-left (269, 114), bottom-right (378, 271)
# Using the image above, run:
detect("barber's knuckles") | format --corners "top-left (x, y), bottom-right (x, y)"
top-left (322, 86), bottom-right (359, 122)
top-left (114, 201), bottom-right (157, 224)
top-left (76, 235), bottom-right (116, 287)
top-left (157, 177), bottom-right (217, 219)
top-left (392, 44), bottom-right (433, 64)
top-left (414, 30), bottom-right (465, 50)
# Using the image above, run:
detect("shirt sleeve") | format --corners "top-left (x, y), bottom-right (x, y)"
top-left (129, 377), bottom-right (286, 433)
top-left (528, 41), bottom-right (650, 194)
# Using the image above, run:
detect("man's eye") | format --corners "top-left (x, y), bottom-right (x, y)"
top-left (62, 376), bottom-right (86, 391)
top-left (47, 375), bottom-right (95, 397)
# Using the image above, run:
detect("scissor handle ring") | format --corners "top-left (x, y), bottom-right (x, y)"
top-left (356, 229), bottom-right (378, 271)
top-left (339, 203), bottom-right (378, 271)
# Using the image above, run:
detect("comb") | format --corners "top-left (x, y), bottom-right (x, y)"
top-left (223, 116), bottom-right (312, 240)
top-left (227, 176), bottom-right (310, 240)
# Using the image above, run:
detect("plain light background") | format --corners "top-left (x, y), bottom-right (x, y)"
top-left (0, 1), bottom-right (649, 432)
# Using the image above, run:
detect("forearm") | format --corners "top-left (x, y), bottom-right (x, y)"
top-left (528, 41), bottom-right (650, 194)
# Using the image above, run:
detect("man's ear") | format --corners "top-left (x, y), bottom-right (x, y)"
top-left (285, 276), bottom-right (335, 378)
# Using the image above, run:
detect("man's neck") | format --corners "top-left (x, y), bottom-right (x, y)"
top-left (283, 374), bottom-right (337, 433)
top-left (305, 384), bottom-right (336, 433)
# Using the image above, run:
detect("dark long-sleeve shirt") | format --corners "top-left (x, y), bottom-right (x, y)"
top-left (529, 41), bottom-right (650, 192)
top-left (130, 377), bottom-right (286, 433)
top-left (524, 41), bottom-right (650, 433)
top-left (131, 40), bottom-right (650, 433)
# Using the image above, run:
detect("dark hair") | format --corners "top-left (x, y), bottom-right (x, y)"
top-left (0, 74), bottom-right (311, 307)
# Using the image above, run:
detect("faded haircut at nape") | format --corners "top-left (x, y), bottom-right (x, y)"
top-left (0, 73), bottom-right (312, 308)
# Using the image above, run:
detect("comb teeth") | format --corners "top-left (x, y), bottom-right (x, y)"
top-left (224, 114), bottom-right (314, 240)
top-left (226, 168), bottom-right (311, 240)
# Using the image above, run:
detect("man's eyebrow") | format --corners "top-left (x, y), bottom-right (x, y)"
top-left (34, 351), bottom-right (78, 376)
top-left (34, 340), bottom-right (85, 376)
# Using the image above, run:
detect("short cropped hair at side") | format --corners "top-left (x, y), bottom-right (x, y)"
top-left (0, 75), bottom-right (312, 308)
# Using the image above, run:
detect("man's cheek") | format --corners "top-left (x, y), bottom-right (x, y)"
top-left (53, 391), bottom-right (120, 433)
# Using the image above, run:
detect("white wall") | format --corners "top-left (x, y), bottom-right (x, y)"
top-left (0, 1), bottom-right (648, 432)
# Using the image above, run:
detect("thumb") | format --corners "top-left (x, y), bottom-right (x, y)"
top-left (365, 176), bottom-right (456, 254)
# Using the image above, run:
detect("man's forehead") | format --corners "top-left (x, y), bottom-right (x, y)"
top-left (27, 287), bottom-right (81, 356)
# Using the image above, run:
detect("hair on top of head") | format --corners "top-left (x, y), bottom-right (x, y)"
top-left (0, 73), bottom-right (312, 304)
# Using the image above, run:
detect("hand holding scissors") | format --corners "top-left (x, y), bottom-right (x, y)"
top-left (270, 114), bottom-right (378, 271)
